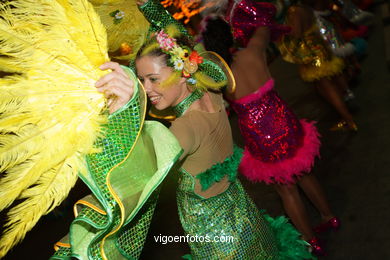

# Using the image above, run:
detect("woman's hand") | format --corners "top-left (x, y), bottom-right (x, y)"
top-left (95, 61), bottom-right (135, 114)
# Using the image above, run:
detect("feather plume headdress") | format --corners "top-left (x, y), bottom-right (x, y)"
top-left (0, 0), bottom-right (110, 256)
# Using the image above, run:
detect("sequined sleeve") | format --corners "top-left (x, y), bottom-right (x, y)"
top-left (86, 66), bottom-right (144, 180)
top-left (139, 0), bottom-right (189, 38)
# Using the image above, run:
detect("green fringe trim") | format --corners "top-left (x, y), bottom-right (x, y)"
top-left (196, 145), bottom-right (243, 191)
top-left (263, 213), bottom-right (317, 260)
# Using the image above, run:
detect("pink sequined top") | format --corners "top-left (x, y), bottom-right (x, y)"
top-left (226, 0), bottom-right (290, 47)
top-left (229, 79), bottom-right (304, 162)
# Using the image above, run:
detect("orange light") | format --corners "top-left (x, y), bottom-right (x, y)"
top-left (161, 0), bottom-right (214, 24)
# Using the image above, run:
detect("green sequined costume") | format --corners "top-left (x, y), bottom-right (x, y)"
top-left (139, 1), bottom-right (314, 259)
top-left (177, 147), bottom-right (278, 259)
top-left (51, 68), bottom-right (182, 260)
top-left (52, 1), bottom-right (315, 259)
top-left (177, 146), bottom-right (314, 260)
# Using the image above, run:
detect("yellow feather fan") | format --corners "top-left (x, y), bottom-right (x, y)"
top-left (0, 0), bottom-right (110, 257)
top-left (89, 0), bottom-right (150, 60)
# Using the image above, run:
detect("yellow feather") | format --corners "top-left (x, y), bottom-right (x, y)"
top-left (141, 42), bottom-right (160, 57)
top-left (90, 0), bottom-right (150, 60)
top-left (165, 24), bottom-right (181, 38)
top-left (193, 71), bottom-right (227, 91)
top-left (0, 0), bottom-right (110, 257)
top-left (160, 71), bottom-right (181, 88)
top-left (0, 157), bottom-right (81, 255)
top-left (56, 0), bottom-right (109, 66)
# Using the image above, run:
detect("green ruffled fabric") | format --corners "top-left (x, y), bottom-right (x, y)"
top-left (196, 145), bottom-right (243, 191)
top-left (51, 70), bottom-right (183, 260)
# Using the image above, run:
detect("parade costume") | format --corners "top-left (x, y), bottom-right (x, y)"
top-left (229, 79), bottom-right (321, 184)
top-left (226, 0), bottom-right (290, 47)
top-left (313, 9), bottom-right (357, 58)
top-left (51, 69), bottom-right (183, 260)
top-left (0, 0), bottom-right (314, 259)
top-left (208, 2), bottom-right (333, 255)
top-left (138, 1), bottom-right (314, 259)
top-left (313, 6), bottom-right (368, 57)
top-left (279, 7), bottom-right (345, 82)
top-left (218, 0), bottom-right (321, 186)
top-left (0, 0), bottom-right (182, 259)
top-left (171, 91), bottom-right (313, 259)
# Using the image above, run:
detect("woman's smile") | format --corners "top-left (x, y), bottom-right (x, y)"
top-left (148, 95), bottom-right (161, 105)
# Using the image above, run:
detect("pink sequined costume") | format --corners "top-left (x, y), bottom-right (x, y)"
top-left (226, 0), bottom-right (290, 47)
top-left (229, 79), bottom-right (321, 184)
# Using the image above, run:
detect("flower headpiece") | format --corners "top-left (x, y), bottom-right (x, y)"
top-left (153, 29), bottom-right (204, 85)
top-left (140, 25), bottom-right (231, 92)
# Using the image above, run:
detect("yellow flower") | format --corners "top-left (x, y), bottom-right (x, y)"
top-left (170, 46), bottom-right (185, 60)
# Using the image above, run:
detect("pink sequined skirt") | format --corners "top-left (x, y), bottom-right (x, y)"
top-left (230, 79), bottom-right (321, 184)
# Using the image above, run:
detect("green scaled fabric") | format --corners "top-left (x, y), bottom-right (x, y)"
top-left (196, 146), bottom-right (242, 191)
top-left (128, 0), bottom-right (191, 70)
top-left (139, 0), bottom-right (190, 38)
top-left (177, 148), bottom-right (314, 259)
top-left (51, 68), bottom-right (182, 260)
top-left (178, 170), bottom-right (280, 259)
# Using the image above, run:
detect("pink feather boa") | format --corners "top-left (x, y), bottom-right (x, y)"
top-left (239, 119), bottom-right (321, 184)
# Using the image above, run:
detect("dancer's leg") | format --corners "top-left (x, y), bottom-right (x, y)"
top-left (274, 184), bottom-right (315, 240)
top-left (297, 174), bottom-right (334, 222)
top-left (315, 77), bottom-right (356, 128)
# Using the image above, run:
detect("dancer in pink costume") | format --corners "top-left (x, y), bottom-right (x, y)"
top-left (201, 0), bottom-right (340, 255)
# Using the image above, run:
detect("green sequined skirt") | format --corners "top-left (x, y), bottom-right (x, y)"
top-left (177, 170), bottom-right (279, 259)
top-left (177, 170), bottom-right (315, 260)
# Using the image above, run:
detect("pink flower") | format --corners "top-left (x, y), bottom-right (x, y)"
top-left (156, 30), bottom-right (176, 51)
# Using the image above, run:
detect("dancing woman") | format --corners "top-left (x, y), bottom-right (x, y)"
top-left (202, 1), bottom-right (339, 255)
top-left (0, 0), bottom-right (313, 259)
top-left (279, 0), bottom-right (358, 131)
top-left (73, 0), bottom-right (313, 258)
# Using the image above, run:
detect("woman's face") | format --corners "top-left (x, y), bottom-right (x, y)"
top-left (136, 55), bottom-right (188, 110)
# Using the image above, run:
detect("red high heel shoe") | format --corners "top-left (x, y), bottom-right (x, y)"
top-left (314, 217), bottom-right (341, 233)
top-left (308, 237), bottom-right (327, 256)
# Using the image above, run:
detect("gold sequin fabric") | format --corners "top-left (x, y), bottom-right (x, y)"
top-left (279, 25), bottom-right (331, 67)
top-left (279, 25), bottom-right (344, 82)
